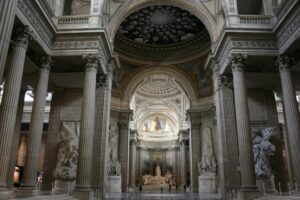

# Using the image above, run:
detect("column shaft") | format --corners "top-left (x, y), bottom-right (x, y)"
top-left (0, 0), bottom-right (18, 83)
top-left (214, 66), bottom-right (240, 197)
top-left (6, 89), bottom-right (26, 187)
top-left (22, 57), bottom-right (51, 188)
top-left (0, 27), bottom-right (31, 189)
top-left (231, 55), bottom-right (256, 189)
top-left (92, 66), bottom-right (113, 199)
top-left (75, 55), bottom-right (98, 190)
top-left (118, 111), bottom-right (131, 192)
top-left (189, 112), bottom-right (201, 192)
top-left (41, 89), bottom-right (64, 190)
top-left (180, 141), bottom-right (187, 186)
top-left (130, 141), bottom-right (137, 186)
top-left (278, 56), bottom-right (300, 183)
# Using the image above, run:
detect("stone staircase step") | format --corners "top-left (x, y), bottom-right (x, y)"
top-left (16, 194), bottom-right (79, 200)
top-left (255, 195), bottom-right (300, 200)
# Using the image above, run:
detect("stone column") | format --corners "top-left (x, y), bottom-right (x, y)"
top-left (180, 139), bottom-right (187, 187)
top-left (92, 62), bottom-right (113, 199)
top-left (212, 62), bottom-right (240, 198)
top-left (188, 112), bottom-right (201, 192)
top-left (75, 54), bottom-right (99, 191)
top-left (22, 56), bottom-right (52, 189)
top-left (118, 111), bottom-right (131, 192)
top-left (231, 54), bottom-right (256, 190)
top-left (278, 55), bottom-right (300, 184)
top-left (0, 0), bottom-right (18, 83)
top-left (6, 89), bottom-right (26, 187)
top-left (0, 26), bottom-right (32, 190)
top-left (129, 135), bottom-right (137, 186)
top-left (41, 89), bottom-right (64, 190)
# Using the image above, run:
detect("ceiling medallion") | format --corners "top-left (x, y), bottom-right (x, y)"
top-left (118, 5), bottom-right (204, 45)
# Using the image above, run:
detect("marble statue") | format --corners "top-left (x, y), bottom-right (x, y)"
top-left (198, 127), bottom-right (217, 175)
top-left (164, 169), bottom-right (173, 184)
top-left (143, 174), bottom-right (152, 185)
top-left (155, 163), bottom-right (162, 177)
top-left (108, 122), bottom-right (119, 160)
top-left (53, 122), bottom-right (80, 181)
top-left (252, 126), bottom-right (279, 178)
top-left (107, 150), bottom-right (121, 176)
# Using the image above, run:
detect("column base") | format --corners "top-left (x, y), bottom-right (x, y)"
top-left (237, 188), bottom-right (260, 200)
top-left (0, 190), bottom-right (15, 200)
top-left (72, 190), bottom-right (94, 200)
top-left (15, 188), bottom-right (41, 198)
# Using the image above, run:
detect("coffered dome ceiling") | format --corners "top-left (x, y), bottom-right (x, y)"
top-left (114, 5), bottom-right (211, 64)
top-left (118, 5), bottom-right (205, 45)
top-left (137, 76), bottom-right (181, 98)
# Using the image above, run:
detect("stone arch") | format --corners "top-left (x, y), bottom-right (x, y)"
top-left (106, 0), bottom-right (219, 43)
top-left (123, 67), bottom-right (198, 103)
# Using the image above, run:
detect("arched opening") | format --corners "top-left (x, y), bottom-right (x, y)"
top-left (128, 73), bottom-right (190, 191)
top-left (109, 3), bottom-right (216, 194)
top-left (237, 0), bottom-right (264, 15)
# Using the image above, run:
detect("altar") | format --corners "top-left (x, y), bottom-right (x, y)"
top-left (142, 163), bottom-right (176, 186)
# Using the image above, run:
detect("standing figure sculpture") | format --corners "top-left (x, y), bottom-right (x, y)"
top-left (198, 127), bottom-right (217, 175)
top-left (155, 163), bottom-right (162, 177)
top-left (53, 122), bottom-right (80, 181)
top-left (252, 126), bottom-right (279, 178)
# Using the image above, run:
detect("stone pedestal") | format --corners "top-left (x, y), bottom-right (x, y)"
top-left (256, 178), bottom-right (277, 194)
top-left (107, 176), bottom-right (121, 193)
top-left (52, 180), bottom-right (75, 194)
top-left (237, 190), bottom-right (260, 200)
top-left (198, 173), bottom-right (218, 193)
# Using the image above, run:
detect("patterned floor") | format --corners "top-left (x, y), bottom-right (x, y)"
top-left (106, 192), bottom-right (222, 200)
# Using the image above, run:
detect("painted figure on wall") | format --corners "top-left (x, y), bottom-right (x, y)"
top-left (142, 116), bottom-right (170, 132)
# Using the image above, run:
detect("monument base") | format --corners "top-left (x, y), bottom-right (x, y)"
top-left (52, 180), bottom-right (75, 194)
top-left (198, 173), bottom-right (218, 193)
top-left (151, 176), bottom-right (165, 185)
top-left (237, 188), bottom-right (260, 200)
top-left (256, 177), bottom-right (277, 194)
top-left (107, 176), bottom-right (121, 193)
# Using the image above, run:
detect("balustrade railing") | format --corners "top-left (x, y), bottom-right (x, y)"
top-left (239, 15), bottom-right (274, 25)
top-left (57, 15), bottom-right (90, 25)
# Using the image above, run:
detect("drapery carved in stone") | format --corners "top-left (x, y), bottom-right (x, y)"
top-left (198, 127), bottom-right (217, 175)
top-left (53, 121), bottom-right (80, 181)
top-left (252, 126), bottom-right (279, 179)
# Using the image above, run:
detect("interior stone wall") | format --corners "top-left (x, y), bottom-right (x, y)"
top-left (60, 89), bottom-right (82, 121)
top-left (247, 89), bottom-right (288, 190)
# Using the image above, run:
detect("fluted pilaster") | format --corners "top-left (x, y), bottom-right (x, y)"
top-left (41, 89), bottom-right (64, 190)
top-left (231, 54), bottom-right (256, 189)
top-left (188, 112), bottom-right (201, 192)
top-left (0, 0), bottom-right (18, 83)
top-left (22, 56), bottom-right (52, 189)
top-left (92, 62), bottom-right (113, 199)
top-left (180, 138), bottom-right (187, 186)
top-left (118, 111), bottom-right (132, 192)
top-left (0, 26), bottom-right (32, 190)
top-left (75, 54), bottom-right (99, 190)
top-left (6, 89), bottom-right (26, 187)
top-left (129, 135), bottom-right (137, 186)
top-left (278, 55), bottom-right (300, 184)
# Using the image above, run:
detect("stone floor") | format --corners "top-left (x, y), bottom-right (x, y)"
top-left (106, 192), bottom-right (222, 200)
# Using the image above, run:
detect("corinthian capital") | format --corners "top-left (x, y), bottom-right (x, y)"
top-left (39, 55), bottom-right (52, 71)
top-left (230, 54), bottom-right (247, 71)
top-left (277, 55), bottom-right (295, 72)
top-left (13, 26), bottom-right (33, 48)
top-left (82, 54), bottom-right (101, 70)
top-left (218, 74), bottom-right (233, 89)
